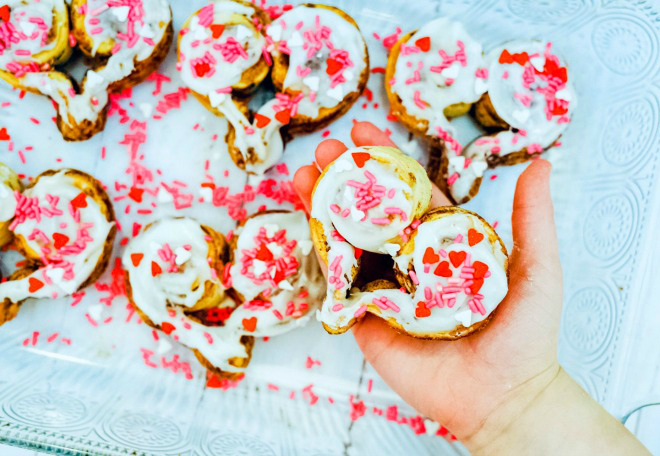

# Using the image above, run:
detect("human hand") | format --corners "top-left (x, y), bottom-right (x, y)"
top-left (293, 121), bottom-right (646, 454)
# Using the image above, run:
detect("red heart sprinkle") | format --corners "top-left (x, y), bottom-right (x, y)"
top-left (161, 322), bottom-right (176, 334)
top-left (52, 233), bottom-right (69, 249)
top-left (434, 261), bottom-right (452, 277)
top-left (551, 104), bottom-right (568, 116)
top-left (255, 243), bottom-right (273, 262)
top-left (255, 113), bottom-right (271, 128)
top-left (0, 5), bottom-right (9, 22)
top-left (274, 109), bottom-right (291, 125)
top-left (354, 248), bottom-right (363, 259)
top-left (209, 24), bottom-right (225, 39)
top-left (470, 279), bottom-right (484, 295)
top-left (131, 253), bottom-right (144, 267)
top-left (70, 192), bottom-right (87, 209)
top-left (449, 250), bottom-right (466, 268)
top-left (499, 49), bottom-right (513, 64)
top-left (194, 61), bottom-right (211, 78)
top-left (468, 228), bottom-right (484, 246)
top-left (422, 247), bottom-right (440, 265)
top-left (352, 152), bottom-right (371, 168)
top-left (28, 277), bottom-right (44, 293)
top-left (242, 317), bottom-right (257, 332)
top-left (151, 261), bottom-right (162, 277)
top-left (326, 58), bottom-right (343, 75)
top-left (415, 36), bottom-right (431, 52)
top-left (415, 301), bottom-right (431, 318)
top-left (473, 261), bottom-right (489, 279)
top-left (0, 127), bottom-right (9, 140)
top-left (512, 51), bottom-right (529, 66)
top-left (128, 187), bottom-right (144, 203)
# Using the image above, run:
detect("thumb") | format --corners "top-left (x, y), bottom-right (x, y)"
top-left (507, 159), bottom-right (562, 305)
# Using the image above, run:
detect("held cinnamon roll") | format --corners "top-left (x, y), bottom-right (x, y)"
top-left (0, 0), bottom-right (173, 141)
top-left (310, 146), bottom-right (509, 338)
top-left (446, 41), bottom-right (576, 203)
top-left (0, 168), bottom-right (116, 325)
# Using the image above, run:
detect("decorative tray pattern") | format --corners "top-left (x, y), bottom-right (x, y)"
top-left (1, 0), bottom-right (660, 454)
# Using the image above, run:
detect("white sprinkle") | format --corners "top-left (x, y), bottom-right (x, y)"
top-left (88, 304), bottom-right (103, 321)
top-left (157, 338), bottom-right (172, 354)
top-left (199, 187), bottom-right (213, 201)
top-left (555, 87), bottom-right (572, 102)
top-left (235, 25), bottom-right (252, 41)
top-left (111, 6), bottom-right (130, 22)
top-left (20, 21), bottom-right (37, 35)
top-left (471, 160), bottom-right (488, 178)
top-left (327, 85), bottom-right (344, 101)
top-left (267, 242), bottom-right (283, 256)
top-left (138, 102), bottom-right (153, 118)
top-left (382, 243), bottom-right (400, 257)
top-left (333, 159), bottom-right (353, 172)
top-left (157, 189), bottom-right (173, 203)
top-left (529, 56), bottom-right (544, 72)
top-left (299, 240), bottom-right (313, 255)
top-left (343, 70), bottom-right (354, 81)
top-left (46, 267), bottom-right (65, 284)
top-left (174, 247), bottom-right (192, 265)
top-left (209, 90), bottom-right (227, 107)
top-left (512, 108), bottom-right (530, 124)
top-left (441, 63), bottom-right (460, 79)
top-left (252, 259), bottom-right (267, 276)
top-left (303, 76), bottom-right (320, 91)
top-left (279, 279), bottom-right (294, 291)
top-left (424, 419), bottom-right (441, 436)
top-left (455, 307), bottom-right (472, 327)
top-left (350, 206), bottom-right (365, 222)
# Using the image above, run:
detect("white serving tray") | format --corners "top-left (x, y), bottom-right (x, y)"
top-left (1, 0), bottom-right (660, 454)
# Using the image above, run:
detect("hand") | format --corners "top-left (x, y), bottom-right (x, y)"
top-left (294, 122), bottom-right (647, 454)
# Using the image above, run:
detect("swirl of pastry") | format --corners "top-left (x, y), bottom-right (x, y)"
top-left (320, 207), bottom-right (508, 338)
top-left (0, 162), bottom-right (21, 248)
top-left (266, 4), bottom-right (369, 134)
top-left (123, 217), bottom-right (253, 380)
top-left (446, 41), bottom-right (576, 203)
top-left (385, 17), bottom-right (487, 150)
top-left (0, 169), bottom-right (116, 325)
top-left (310, 146), bottom-right (431, 302)
top-left (223, 210), bottom-right (324, 337)
top-left (0, 0), bottom-right (173, 141)
top-left (177, 0), bottom-right (286, 174)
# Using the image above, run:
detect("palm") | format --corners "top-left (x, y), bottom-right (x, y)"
top-left (294, 122), bottom-right (563, 440)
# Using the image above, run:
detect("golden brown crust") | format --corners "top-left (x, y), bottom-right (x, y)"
top-left (0, 267), bottom-right (38, 326)
top-left (270, 3), bottom-right (369, 135)
top-left (472, 92), bottom-right (510, 131)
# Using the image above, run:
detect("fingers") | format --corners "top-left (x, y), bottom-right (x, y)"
top-left (315, 139), bottom-right (348, 170)
top-left (511, 160), bottom-right (559, 266)
top-left (293, 165), bottom-right (320, 214)
top-left (351, 121), bottom-right (397, 147)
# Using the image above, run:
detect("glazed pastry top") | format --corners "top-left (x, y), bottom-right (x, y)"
top-left (226, 211), bottom-right (324, 337)
top-left (267, 5), bottom-right (368, 118)
top-left (390, 17), bottom-right (487, 144)
top-left (0, 171), bottom-right (114, 302)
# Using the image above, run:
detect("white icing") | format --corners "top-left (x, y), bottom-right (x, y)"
top-left (390, 17), bottom-right (486, 140)
top-left (0, 170), bottom-right (114, 302)
top-left (226, 211), bottom-right (324, 337)
top-left (9, 0), bottom-right (170, 126)
top-left (268, 5), bottom-right (368, 118)
top-left (447, 41), bottom-right (576, 203)
top-left (319, 213), bottom-right (508, 336)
